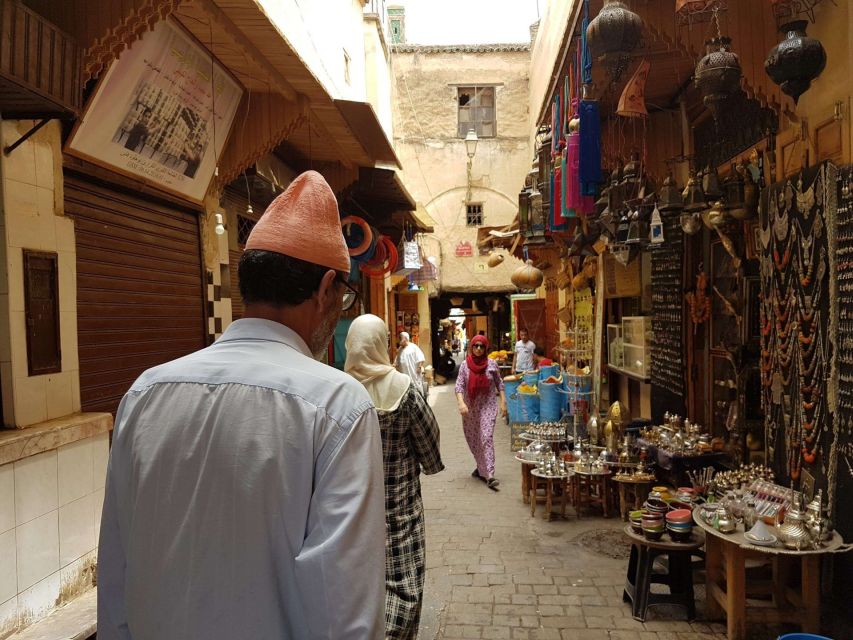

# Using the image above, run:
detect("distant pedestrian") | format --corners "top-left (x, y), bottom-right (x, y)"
top-left (346, 314), bottom-right (444, 640)
top-left (512, 327), bottom-right (536, 373)
top-left (396, 331), bottom-right (427, 397)
top-left (456, 335), bottom-right (507, 490)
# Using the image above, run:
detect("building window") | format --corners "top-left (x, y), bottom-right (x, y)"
top-left (343, 50), bottom-right (351, 85)
top-left (457, 86), bottom-right (495, 138)
top-left (466, 203), bottom-right (483, 227)
top-left (23, 250), bottom-right (61, 376)
top-left (389, 18), bottom-right (403, 43)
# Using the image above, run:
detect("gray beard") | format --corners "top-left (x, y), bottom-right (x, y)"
top-left (309, 309), bottom-right (338, 360)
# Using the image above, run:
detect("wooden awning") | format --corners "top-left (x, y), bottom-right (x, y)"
top-left (0, 0), bottom-right (81, 119)
top-left (28, 0), bottom-right (393, 191)
top-left (334, 100), bottom-right (400, 168)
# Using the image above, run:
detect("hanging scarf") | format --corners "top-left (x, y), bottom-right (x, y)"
top-left (579, 0), bottom-right (602, 197)
top-left (466, 335), bottom-right (491, 398)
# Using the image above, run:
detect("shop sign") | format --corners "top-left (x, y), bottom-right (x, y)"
top-left (455, 241), bottom-right (474, 257)
top-left (66, 19), bottom-right (244, 203)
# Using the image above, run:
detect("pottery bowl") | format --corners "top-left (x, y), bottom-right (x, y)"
top-left (666, 509), bottom-right (693, 523)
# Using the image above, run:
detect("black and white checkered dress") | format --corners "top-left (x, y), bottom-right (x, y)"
top-left (379, 383), bottom-right (444, 639)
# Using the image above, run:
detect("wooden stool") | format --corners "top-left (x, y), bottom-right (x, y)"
top-left (612, 477), bottom-right (654, 521)
top-left (530, 470), bottom-right (570, 520)
top-left (622, 525), bottom-right (704, 622)
top-left (515, 456), bottom-right (537, 504)
top-left (572, 470), bottom-right (611, 518)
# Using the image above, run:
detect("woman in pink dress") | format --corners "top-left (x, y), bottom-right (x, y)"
top-left (455, 335), bottom-right (507, 490)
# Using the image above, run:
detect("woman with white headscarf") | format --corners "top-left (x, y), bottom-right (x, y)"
top-left (345, 314), bottom-right (444, 640)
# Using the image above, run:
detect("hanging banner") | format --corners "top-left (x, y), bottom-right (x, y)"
top-left (66, 19), bottom-right (244, 203)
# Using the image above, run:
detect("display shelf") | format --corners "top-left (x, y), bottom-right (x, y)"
top-left (608, 364), bottom-right (651, 383)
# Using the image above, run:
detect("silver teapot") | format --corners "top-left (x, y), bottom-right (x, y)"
top-left (775, 492), bottom-right (810, 550)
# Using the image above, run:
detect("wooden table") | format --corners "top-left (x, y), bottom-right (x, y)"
top-left (692, 507), bottom-right (848, 640)
top-left (611, 475), bottom-right (654, 521)
top-left (622, 525), bottom-right (705, 621)
top-left (530, 469), bottom-right (571, 520)
top-left (514, 455), bottom-right (538, 504)
top-left (571, 469), bottom-right (611, 518)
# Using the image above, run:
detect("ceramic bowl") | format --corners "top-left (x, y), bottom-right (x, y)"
top-left (666, 509), bottom-right (693, 523)
top-left (667, 528), bottom-right (692, 543)
top-left (645, 498), bottom-right (669, 513)
top-left (644, 529), bottom-right (664, 541)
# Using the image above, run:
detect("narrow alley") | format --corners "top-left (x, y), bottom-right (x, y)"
top-left (416, 381), bottom-right (728, 640)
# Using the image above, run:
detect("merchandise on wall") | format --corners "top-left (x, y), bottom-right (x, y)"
top-left (760, 162), bottom-right (836, 498)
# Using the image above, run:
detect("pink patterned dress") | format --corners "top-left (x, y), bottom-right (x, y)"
top-left (455, 359), bottom-right (504, 478)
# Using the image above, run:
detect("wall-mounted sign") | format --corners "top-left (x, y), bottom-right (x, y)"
top-left (455, 241), bottom-right (474, 257)
top-left (66, 19), bottom-right (244, 203)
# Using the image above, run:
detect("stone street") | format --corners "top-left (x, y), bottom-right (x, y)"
top-left (417, 381), bottom-right (728, 640)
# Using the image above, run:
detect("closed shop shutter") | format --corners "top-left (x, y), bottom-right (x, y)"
top-left (65, 175), bottom-right (206, 415)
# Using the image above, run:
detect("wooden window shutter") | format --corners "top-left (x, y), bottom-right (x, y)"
top-left (23, 250), bottom-right (61, 375)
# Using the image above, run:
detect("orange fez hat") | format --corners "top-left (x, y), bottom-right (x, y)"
top-left (245, 170), bottom-right (350, 274)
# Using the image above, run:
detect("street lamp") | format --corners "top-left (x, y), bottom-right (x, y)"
top-left (465, 128), bottom-right (479, 159)
top-left (465, 128), bottom-right (478, 204)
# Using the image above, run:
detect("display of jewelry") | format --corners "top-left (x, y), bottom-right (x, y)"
top-left (760, 163), bottom-right (835, 485)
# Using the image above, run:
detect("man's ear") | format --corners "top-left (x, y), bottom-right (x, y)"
top-left (316, 269), bottom-right (338, 306)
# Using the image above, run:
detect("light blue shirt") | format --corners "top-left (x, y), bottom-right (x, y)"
top-left (98, 318), bottom-right (385, 639)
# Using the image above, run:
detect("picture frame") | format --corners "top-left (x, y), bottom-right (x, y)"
top-left (744, 220), bottom-right (761, 261)
top-left (65, 19), bottom-right (244, 204)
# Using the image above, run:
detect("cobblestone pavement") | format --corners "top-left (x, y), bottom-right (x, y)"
top-left (417, 382), bottom-right (729, 640)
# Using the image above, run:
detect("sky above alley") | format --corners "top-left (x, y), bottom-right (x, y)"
top-left (396, 0), bottom-right (541, 45)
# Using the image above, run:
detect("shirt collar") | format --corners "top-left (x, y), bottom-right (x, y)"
top-left (216, 318), bottom-right (313, 358)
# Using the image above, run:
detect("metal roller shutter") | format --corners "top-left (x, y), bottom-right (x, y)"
top-left (65, 175), bottom-right (206, 415)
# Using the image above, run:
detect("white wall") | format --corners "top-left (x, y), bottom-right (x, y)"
top-left (257, 0), bottom-right (369, 102)
top-left (364, 18), bottom-right (394, 140)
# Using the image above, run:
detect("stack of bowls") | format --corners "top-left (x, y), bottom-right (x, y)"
top-left (629, 510), bottom-right (644, 534)
top-left (642, 512), bottom-right (665, 541)
top-left (676, 487), bottom-right (696, 503)
top-left (652, 486), bottom-right (672, 501)
top-left (666, 508), bottom-right (693, 542)
top-left (644, 497), bottom-right (669, 516)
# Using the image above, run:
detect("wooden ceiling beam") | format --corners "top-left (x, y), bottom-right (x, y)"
top-left (190, 0), bottom-right (298, 102)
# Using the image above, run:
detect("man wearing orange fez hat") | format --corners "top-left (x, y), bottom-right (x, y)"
top-left (99, 171), bottom-right (385, 639)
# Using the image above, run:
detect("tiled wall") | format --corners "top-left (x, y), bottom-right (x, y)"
top-left (0, 119), bottom-right (81, 427)
top-left (0, 433), bottom-right (108, 636)
top-left (206, 228), bottom-right (232, 343)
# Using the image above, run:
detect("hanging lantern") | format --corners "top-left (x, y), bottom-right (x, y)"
top-left (702, 166), bottom-right (723, 202)
top-left (658, 175), bottom-right (683, 213)
top-left (518, 186), bottom-right (531, 237)
top-left (511, 259), bottom-right (544, 290)
top-left (649, 204), bottom-right (665, 245)
top-left (695, 37), bottom-right (742, 121)
top-left (617, 60), bottom-right (651, 118)
top-left (675, 0), bottom-right (727, 27)
top-left (765, 21), bottom-right (826, 105)
top-left (586, 0), bottom-right (643, 69)
top-left (682, 171), bottom-right (707, 213)
top-left (770, 0), bottom-right (829, 23)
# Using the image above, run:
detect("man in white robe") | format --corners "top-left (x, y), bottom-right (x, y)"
top-left (98, 171), bottom-right (385, 639)
top-left (395, 331), bottom-right (427, 397)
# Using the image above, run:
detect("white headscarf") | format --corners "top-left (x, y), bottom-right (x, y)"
top-left (345, 314), bottom-right (411, 412)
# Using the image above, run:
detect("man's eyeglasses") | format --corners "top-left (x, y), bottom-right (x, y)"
top-left (336, 275), bottom-right (359, 311)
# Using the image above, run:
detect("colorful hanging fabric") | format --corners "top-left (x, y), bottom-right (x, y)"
top-left (552, 151), bottom-right (567, 231)
top-left (579, 0), bottom-right (602, 197)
